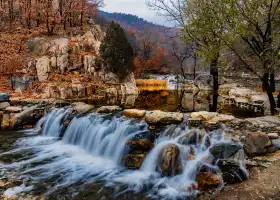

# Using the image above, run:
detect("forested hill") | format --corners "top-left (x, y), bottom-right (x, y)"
top-left (98, 10), bottom-right (167, 31)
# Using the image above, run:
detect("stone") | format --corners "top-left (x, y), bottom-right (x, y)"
top-left (157, 144), bottom-right (181, 176)
top-left (14, 105), bottom-right (40, 127)
top-left (244, 132), bottom-right (271, 156)
top-left (178, 129), bottom-right (211, 147)
top-left (1, 113), bottom-right (10, 129)
top-left (55, 101), bottom-right (71, 108)
top-left (217, 159), bottom-right (248, 183)
top-left (190, 111), bottom-right (218, 121)
top-left (145, 110), bottom-right (183, 125)
top-left (0, 102), bottom-right (10, 110)
top-left (188, 118), bottom-right (202, 128)
top-left (73, 102), bottom-right (94, 114)
top-left (272, 139), bottom-right (280, 149)
top-left (196, 172), bottom-right (222, 190)
top-left (268, 133), bottom-right (279, 139)
top-left (126, 139), bottom-right (154, 151)
top-left (123, 154), bottom-right (146, 169)
top-left (0, 93), bottom-right (10, 102)
top-left (123, 109), bottom-right (146, 118)
top-left (5, 106), bottom-right (22, 113)
top-left (210, 142), bottom-right (243, 159)
top-left (96, 106), bottom-right (121, 114)
top-left (36, 56), bottom-right (50, 81)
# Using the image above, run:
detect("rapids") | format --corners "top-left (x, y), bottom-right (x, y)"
top-left (0, 108), bottom-right (246, 199)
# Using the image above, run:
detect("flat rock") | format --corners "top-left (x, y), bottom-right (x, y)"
top-left (191, 111), bottom-right (218, 121)
top-left (73, 102), bottom-right (94, 114)
top-left (5, 106), bottom-right (22, 113)
top-left (123, 109), bottom-right (146, 118)
top-left (0, 102), bottom-right (10, 110)
top-left (96, 106), bottom-right (121, 114)
top-left (145, 110), bottom-right (183, 125)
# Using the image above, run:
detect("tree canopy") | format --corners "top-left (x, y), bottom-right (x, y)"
top-left (100, 21), bottom-right (135, 78)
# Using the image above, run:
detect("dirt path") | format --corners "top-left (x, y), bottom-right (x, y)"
top-left (216, 159), bottom-right (280, 200)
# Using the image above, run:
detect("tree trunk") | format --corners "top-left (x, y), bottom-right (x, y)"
top-left (180, 62), bottom-right (186, 79)
top-left (270, 72), bottom-right (275, 93)
top-left (210, 59), bottom-right (219, 112)
top-left (193, 53), bottom-right (196, 80)
top-left (262, 73), bottom-right (276, 115)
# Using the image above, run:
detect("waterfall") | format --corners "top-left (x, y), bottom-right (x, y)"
top-left (62, 114), bottom-right (147, 164)
top-left (0, 109), bottom-right (247, 200)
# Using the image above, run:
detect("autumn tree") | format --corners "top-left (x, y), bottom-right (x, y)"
top-left (100, 21), bottom-right (135, 78)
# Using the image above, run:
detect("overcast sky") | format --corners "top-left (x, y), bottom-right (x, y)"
top-left (102, 0), bottom-right (168, 26)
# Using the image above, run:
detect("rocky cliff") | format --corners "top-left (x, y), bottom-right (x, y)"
top-left (25, 25), bottom-right (138, 100)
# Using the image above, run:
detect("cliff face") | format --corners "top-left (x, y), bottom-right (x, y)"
top-left (26, 25), bottom-right (138, 100)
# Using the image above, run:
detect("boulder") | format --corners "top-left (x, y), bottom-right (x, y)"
top-left (217, 159), bottom-right (248, 183)
top-left (14, 105), bottom-right (40, 126)
top-left (5, 106), bottom-right (22, 113)
top-left (145, 110), bottom-right (183, 125)
top-left (96, 106), bottom-right (121, 114)
top-left (123, 154), bottom-right (146, 169)
top-left (36, 56), bottom-right (50, 81)
top-left (0, 102), bottom-right (10, 110)
top-left (191, 111), bottom-right (218, 121)
top-left (210, 142), bottom-right (243, 159)
top-left (157, 144), bottom-right (181, 176)
top-left (196, 172), bottom-right (222, 190)
top-left (244, 132), bottom-right (271, 156)
top-left (0, 93), bottom-right (10, 102)
top-left (178, 129), bottom-right (211, 147)
top-left (126, 139), bottom-right (154, 151)
top-left (73, 102), bottom-right (94, 114)
top-left (123, 109), bottom-right (146, 118)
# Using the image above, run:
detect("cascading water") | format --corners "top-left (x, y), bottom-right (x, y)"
top-left (0, 108), bottom-right (247, 199)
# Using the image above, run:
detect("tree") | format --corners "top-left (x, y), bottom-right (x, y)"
top-left (147, 0), bottom-right (223, 112)
top-left (198, 0), bottom-right (280, 114)
top-left (100, 21), bottom-right (135, 78)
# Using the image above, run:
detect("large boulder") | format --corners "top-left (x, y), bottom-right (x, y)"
top-left (244, 132), bottom-right (271, 156)
top-left (194, 75), bottom-right (212, 90)
top-left (73, 102), bottom-right (94, 114)
top-left (210, 142), bottom-right (248, 183)
top-left (157, 144), bottom-right (181, 176)
top-left (96, 106), bottom-right (121, 114)
top-left (123, 109), bottom-right (146, 118)
top-left (145, 110), bottom-right (183, 125)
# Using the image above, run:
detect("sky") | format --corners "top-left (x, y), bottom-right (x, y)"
top-left (102, 0), bottom-right (168, 26)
